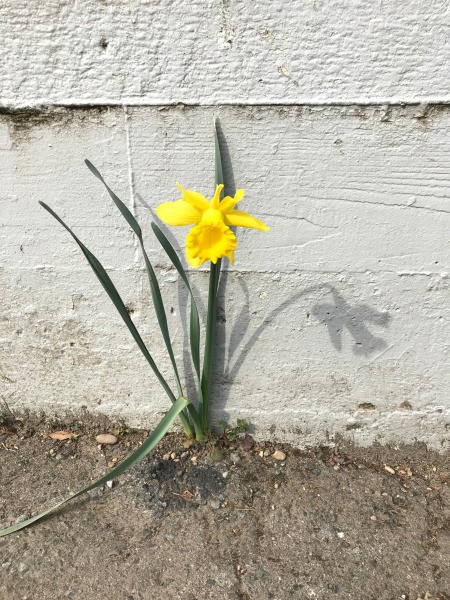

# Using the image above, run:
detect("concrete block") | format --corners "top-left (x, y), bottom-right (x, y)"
top-left (1, 105), bottom-right (449, 449)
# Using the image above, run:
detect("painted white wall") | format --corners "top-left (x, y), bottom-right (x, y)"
top-left (1, 2), bottom-right (449, 449)
top-left (1, 0), bottom-right (450, 105)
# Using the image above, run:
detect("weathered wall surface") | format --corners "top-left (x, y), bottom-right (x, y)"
top-left (1, 0), bottom-right (450, 105)
top-left (0, 1), bottom-right (449, 450)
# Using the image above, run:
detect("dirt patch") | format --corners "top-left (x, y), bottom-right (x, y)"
top-left (0, 414), bottom-right (449, 600)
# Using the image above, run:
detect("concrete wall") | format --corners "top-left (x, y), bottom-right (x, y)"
top-left (1, 1), bottom-right (449, 449)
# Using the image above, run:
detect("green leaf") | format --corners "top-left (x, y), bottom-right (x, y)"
top-left (236, 419), bottom-right (248, 432)
top-left (0, 397), bottom-right (188, 537)
top-left (210, 448), bottom-right (223, 462)
top-left (85, 162), bottom-right (203, 439)
top-left (39, 202), bottom-right (178, 405)
top-left (85, 160), bottom-right (183, 398)
top-left (214, 119), bottom-right (224, 190)
top-left (85, 160), bottom-right (142, 237)
top-left (151, 222), bottom-right (201, 381)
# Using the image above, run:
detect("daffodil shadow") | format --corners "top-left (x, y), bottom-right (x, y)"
top-left (211, 283), bottom-right (392, 425)
top-left (311, 288), bottom-right (391, 356)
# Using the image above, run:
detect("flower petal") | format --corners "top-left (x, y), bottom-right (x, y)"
top-left (156, 200), bottom-right (202, 226)
top-left (219, 189), bottom-right (245, 213)
top-left (210, 184), bottom-right (225, 209)
top-left (176, 183), bottom-right (210, 210)
top-left (224, 209), bottom-right (269, 231)
top-left (186, 249), bottom-right (203, 268)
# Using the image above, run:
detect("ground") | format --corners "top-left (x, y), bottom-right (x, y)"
top-left (0, 414), bottom-right (449, 600)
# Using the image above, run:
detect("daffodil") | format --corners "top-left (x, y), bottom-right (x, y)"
top-left (156, 183), bottom-right (269, 267)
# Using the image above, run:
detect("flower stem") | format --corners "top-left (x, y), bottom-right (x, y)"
top-left (200, 258), bottom-right (221, 431)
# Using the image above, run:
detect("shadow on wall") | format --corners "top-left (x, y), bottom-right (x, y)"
top-left (312, 288), bottom-right (391, 356)
top-left (213, 279), bottom-right (391, 422)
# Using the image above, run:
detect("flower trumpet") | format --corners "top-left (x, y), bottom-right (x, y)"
top-left (156, 184), bottom-right (269, 267)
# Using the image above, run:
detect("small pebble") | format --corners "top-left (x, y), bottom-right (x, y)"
top-left (170, 452), bottom-right (177, 460)
top-left (370, 515), bottom-right (377, 521)
top-left (15, 515), bottom-right (29, 524)
top-left (18, 563), bottom-right (28, 574)
top-left (272, 450), bottom-right (286, 461)
top-left (259, 450), bottom-right (264, 457)
top-left (162, 453), bottom-right (171, 460)
top-left (333, 465), bottom-right (340, 471)
top-left (106, 480), bottom-right (114, 489)
top-left (88, 488), bottom-right (104, 500)
top-left (274, 483), bottom-right (279, 489)
top-left (190, 456), bottom-right (197, 463)
top-left (263, 449), bottom-right (271, 457)
top-left (229, 452), bottom-right (240, 464)
top-left (210, 500), bottom-right (221, 510)
top-left (96, 434), bottom-right (118, 445)
top-left (337, 531), bottom-right (345, 539)
top-left (222, 471), bottom-right (229, 478)
top-left (384, 465), bottom-right (396, 475)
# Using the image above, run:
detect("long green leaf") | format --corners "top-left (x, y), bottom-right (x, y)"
top-left (0, 397), bottom-right (188, 537)
top-left (151, 222), bottom-right (201, 380)
top-left (214, 119), bottom-right (224, 190)
top-left (151, 223), bottom-right (203, 439)
top-left (85, 160), bottom-right (184, 399)
top-left (38, 202), bottom-right (195, 439)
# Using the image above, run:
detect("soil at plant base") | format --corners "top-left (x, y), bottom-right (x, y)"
top-left (0, 414), bottom-right (449, 600)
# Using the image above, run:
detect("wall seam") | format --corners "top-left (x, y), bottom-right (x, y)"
top-left (2, 100), bottom-right (450, 111)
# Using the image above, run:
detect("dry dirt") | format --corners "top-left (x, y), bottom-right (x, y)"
top-left (0, 413), bottom-right (449, 600)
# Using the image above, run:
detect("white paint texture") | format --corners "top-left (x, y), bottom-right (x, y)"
top-left (0, 1), bottom-right (449, 450)
top-left (1, 0), bottom-right (450, 106)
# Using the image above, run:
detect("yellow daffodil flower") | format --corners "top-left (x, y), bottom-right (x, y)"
top-left (156, 183), bottom-right (269, 267)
